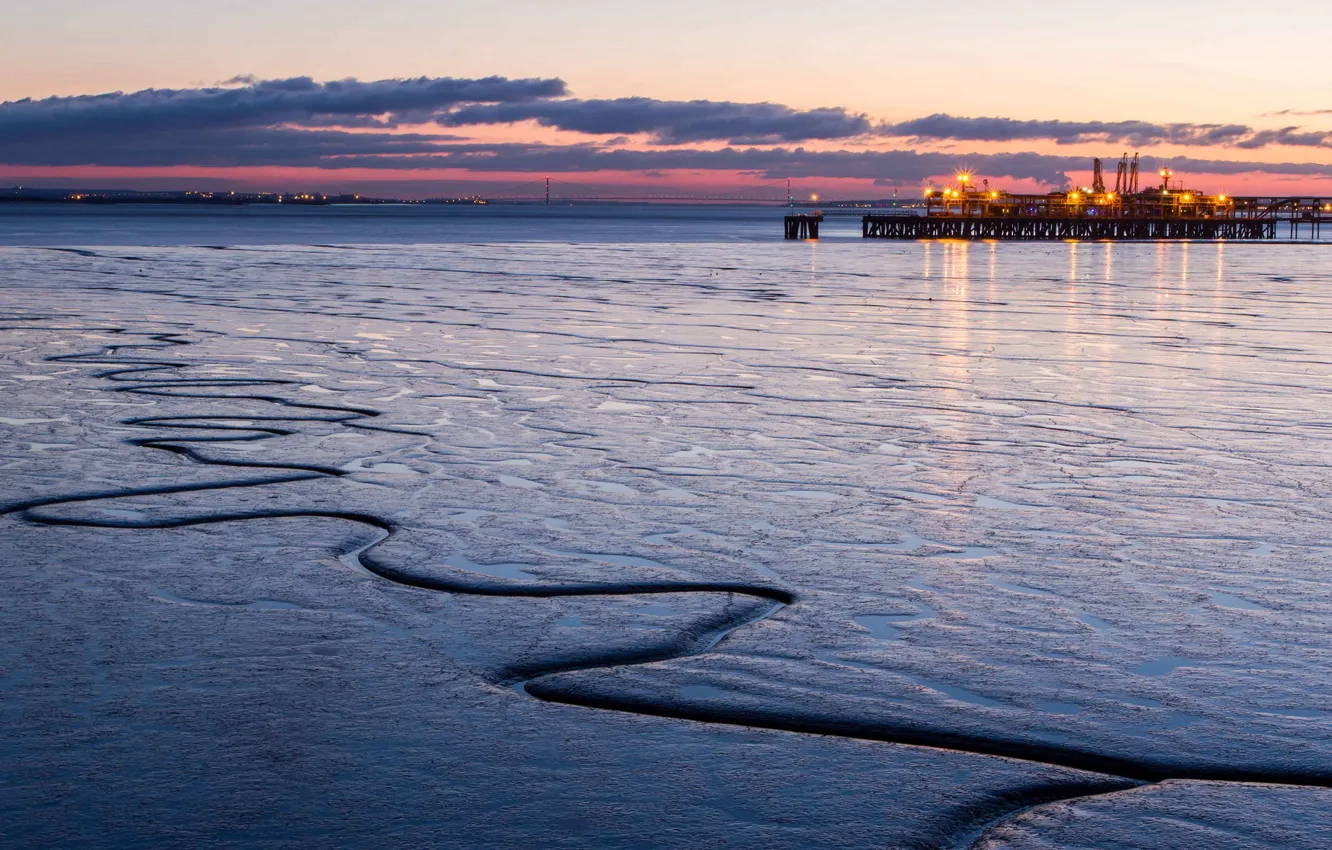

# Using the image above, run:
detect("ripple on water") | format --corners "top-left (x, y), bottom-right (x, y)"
top-left (1210, 591), bottom-right (1268, 611)
top-left (854, 613), bottom-right (925, 640)
top-left (152, 590), bottom-right (302, 611)
top-left (774, 489), bottom-right (841, 500)
top-left (444, 554), bottom-right (536, 580)
top-left (633, 604), bottom-right (677, 617)
top-left (1135, 656), bottom-right (1199, 677)
top-left (975, 495), bottom-right (1046, 510)
top-left (908, 677), bottom-right (1008, 709)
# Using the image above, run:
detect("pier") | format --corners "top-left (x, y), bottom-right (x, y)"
top-left (791, 157), bottom-right (1330, 241)
top-left (859, 187), bottom-right (1328, 241)
top-left (784, 213), bottom-right (823, 239)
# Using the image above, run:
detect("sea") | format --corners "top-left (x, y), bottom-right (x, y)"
top-left (2, 202), bottom-right (1331, 847)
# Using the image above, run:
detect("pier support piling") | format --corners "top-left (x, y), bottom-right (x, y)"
top-left (784, 214), bottom-right (823, 240)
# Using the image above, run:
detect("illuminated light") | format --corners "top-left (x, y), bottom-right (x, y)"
top-left (810, 193), bottom-right (819, 202)
top-left (924, 189), bottom-right (933, 198)
top-left (990, 191), bottom-right (999, 199)
top-left (1070, 192), bottom-right (1080, 201)
top-left (1182, 194), bottom-right (1193, 203)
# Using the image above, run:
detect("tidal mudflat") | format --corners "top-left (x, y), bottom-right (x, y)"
top-left (4, 239), bottom-right (1332, 848)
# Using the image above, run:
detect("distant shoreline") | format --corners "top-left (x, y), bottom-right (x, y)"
top-left (0, 188), bottom-right (919, 209)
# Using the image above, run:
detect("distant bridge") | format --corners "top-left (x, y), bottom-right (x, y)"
top-left (476, 177), bottom-right (803, 205)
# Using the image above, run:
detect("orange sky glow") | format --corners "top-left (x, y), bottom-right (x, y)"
top-left (3, 1), bottom-right (1330, 198)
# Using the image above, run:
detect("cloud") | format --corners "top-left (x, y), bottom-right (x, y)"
top-left (1234, 127), bottom-right (1332, 149)
top-left (0, 75), bottom-right (569, 144)
top-left (879, 114), bottom-right (1331, 149)
top-left (1, 76), bottom-right (1331, 186)
top-left (0, 127), bottom-right (468, 168)
top-left (0, 76), bottom-right (871, 165)
top-left (442, 98), bottom-right (872, 144)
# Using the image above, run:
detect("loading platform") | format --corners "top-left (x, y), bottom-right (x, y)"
top-left (861, 174), bottom-right (1327, 241)
top-left (787, 157), bottom-right (1330, 241)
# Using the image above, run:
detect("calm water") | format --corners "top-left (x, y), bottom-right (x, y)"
top-left (0, 202), bottom-right (835, 245)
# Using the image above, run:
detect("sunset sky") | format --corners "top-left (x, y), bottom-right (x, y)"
top-left (3, 0), bottom-right (1330, 197)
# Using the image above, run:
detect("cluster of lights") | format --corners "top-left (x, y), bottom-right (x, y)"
top-left (923, 169), bottom-right (1245, 212)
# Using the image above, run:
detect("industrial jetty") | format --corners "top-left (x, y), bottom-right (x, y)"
top-left (787, 155), bottom-right (1329, 241)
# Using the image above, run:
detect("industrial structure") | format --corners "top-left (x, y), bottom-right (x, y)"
top-left (855, 155), bottom-right (1329, 241)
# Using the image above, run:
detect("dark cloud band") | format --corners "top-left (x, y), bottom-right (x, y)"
top-left (0, 75), bottom-right (569, 142)
top-left (879, 114), bottom-right (1332, 149)
top-left (1, 76), bottom-right (1329, 184)
top-left (443, 98), bottom-right (871, 144)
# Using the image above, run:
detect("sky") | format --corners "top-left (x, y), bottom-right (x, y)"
top-left (2, 0), bottom-right (1330, 198)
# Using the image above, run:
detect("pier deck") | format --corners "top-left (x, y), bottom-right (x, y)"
top-left (862, 215), bottom-right (1278, 241)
